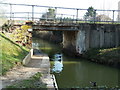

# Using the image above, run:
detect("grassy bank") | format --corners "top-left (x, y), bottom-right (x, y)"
top-left (0, 33), bottom-right (29, 75)
top-left (82, 47), bottom-right (120, 67)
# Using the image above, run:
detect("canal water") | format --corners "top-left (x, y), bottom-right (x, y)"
top-left (32, 38), bottom-right (119, 88)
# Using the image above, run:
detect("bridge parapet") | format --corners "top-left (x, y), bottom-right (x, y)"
top-left (32, 23), bottom-right (80, 31)
top-left (32, 22), bottom-right (120, 31)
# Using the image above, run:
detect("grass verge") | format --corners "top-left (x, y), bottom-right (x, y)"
top-left (6, 72), bottom-right (47, 88)
top-left (82, 47), bottom-right (120, 67)
top-left (0, 33), bottom-right (29, 75)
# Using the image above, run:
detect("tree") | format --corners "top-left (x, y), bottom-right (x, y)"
top-left (84, 6), bottom-right (96, 21)
top-left (96, 14), bottom-right (112, 21)
top-left (41, 8), bottom-right (56, 21)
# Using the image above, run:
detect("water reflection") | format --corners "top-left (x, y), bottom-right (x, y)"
top-left (51, 54), bottom-right (63, 73)
top-left (32, 42), bottom-right (39, 49)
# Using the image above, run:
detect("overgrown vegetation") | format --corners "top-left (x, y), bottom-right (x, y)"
top-left (1, 20), bottom-right (13, 33)
top-left (1, 20), bottom-right (32, 47)
top-left (6, 72), bottom-right (47, 88)
top-left (0, 33), bottom-right (29, 75)
top-left (83, 47), bottom-right (120, 67)
top-left (11, 24), bottom-right (32, 46)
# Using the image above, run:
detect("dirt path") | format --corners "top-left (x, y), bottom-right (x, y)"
top-left (0, 56), bottom-right (50, 89)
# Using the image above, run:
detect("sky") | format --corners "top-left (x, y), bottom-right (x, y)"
top-left (1, 0), bottom-right (120, 20)
top-left (4, 0), bottom-right (120, 10)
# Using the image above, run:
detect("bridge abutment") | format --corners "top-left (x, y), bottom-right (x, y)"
top-left (63, 31), bottom-right (78, 56)
top-left (62, 24), bottom-right (120, 55)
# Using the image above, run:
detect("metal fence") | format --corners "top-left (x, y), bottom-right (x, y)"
top-left (1, 3), bottom-right (120, 23)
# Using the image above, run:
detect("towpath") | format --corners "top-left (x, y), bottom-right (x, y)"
top-left (0, 50), bottom-right (56, 89)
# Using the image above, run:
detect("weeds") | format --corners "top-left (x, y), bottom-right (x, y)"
top-left (6, 72), bottom-right (47, 88)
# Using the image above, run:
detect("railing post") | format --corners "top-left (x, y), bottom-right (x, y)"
top-left (28, 12), bottom-right (30, 20)
top-left (10, 4), bottom-right (12, 20)
top-left (12, 13), bottom-right (14, 24)
top-left (73, 15), bottom-right (75, 23)
top-left (46, 9), bottom-right (48, 22)
top-left (61, 14), bottom-right (63, 22)
top-left (76, 9), bottom-right (79, 23)
top-left (113, 10), bottom-right (115, 23)
top-left (54, 7), bottom-right (57, 22)
top-left (94, 9), bottom-right (96, 23)
top-left (32, 5), bottom-right (34, 21)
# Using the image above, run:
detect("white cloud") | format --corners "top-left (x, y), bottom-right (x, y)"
top-left (4, 0), bottom-right (119, 10)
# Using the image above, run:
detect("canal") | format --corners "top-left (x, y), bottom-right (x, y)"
top-left (32, 37), bottom-right (119, 88)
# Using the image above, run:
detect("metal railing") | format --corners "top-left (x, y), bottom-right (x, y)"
top-left (1, 3), bottom-right (120, 24)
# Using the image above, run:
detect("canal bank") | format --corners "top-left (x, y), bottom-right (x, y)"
top-left (1, 48), bottom-right (58, 89)
top-left (0, 33), bottom-right (58, 89)
top-left (32, 37), bottom-right (120, 88)
top-left (62, 46), bottom-right (120, 68)
top-left (82, 47), bottom-right (120, 68)
top-left (0, 33), bottom-right (29, 75)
